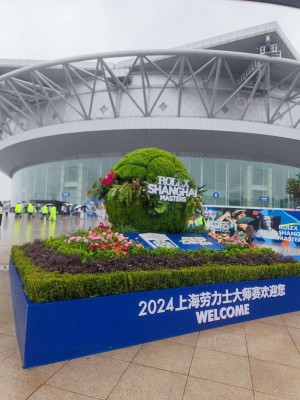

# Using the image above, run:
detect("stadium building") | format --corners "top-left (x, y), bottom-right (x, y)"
top-left (0, 21), bottom-right (300, 208)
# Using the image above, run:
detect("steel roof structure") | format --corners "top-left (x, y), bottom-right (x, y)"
top-left (0, 21), bottom-right (300, 177)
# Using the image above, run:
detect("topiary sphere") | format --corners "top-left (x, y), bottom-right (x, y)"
top-left (105, 148), bottom-right (194, 233)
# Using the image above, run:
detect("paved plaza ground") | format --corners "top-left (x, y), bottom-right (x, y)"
top-left (1, 214), bottom-right (300, 399)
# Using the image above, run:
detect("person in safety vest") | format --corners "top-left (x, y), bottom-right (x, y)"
top-left (40, 205), bottom-right (49, 220)
top-left (197, 213), bottom-right (206, 228)
top-left (27, 202), bottom-right (35, 220)
top-left (49, 205), bottom-right (57, 221)
top-left (15, 203), bottom-right (23, 219)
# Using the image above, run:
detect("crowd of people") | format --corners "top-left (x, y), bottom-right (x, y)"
top-left (0, 201), bottom-right (109, 226)
top-left (1, 199), bottom-right (280, 246)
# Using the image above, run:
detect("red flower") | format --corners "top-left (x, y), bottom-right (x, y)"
top-left (101, 169), bottom-right (115, 187)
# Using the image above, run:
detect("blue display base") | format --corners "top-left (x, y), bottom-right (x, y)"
top-left (9, 260), bottom-right (300, 368)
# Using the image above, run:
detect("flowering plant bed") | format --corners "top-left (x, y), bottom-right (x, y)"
top-left (10, 224), bottom-right (300, 303)
top-left (9, 226), bottom-right (300, 368)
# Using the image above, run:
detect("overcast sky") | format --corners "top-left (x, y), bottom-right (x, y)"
top-left (1, 0), bottom-right (300, 200)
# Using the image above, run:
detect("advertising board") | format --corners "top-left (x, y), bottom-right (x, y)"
top-left (203, 206), bottom-right (300, 259)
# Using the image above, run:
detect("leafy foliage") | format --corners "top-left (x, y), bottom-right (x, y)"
top-left (286, 172), bottom-right (300, 208)
top-left (185, 196), bottom-right (203, 218)
top-left (88, 148), bottom-right (206, 233)
top-left (86, 179), bottom-right (109, 200)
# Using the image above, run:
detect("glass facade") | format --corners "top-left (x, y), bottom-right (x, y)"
top-left (11, 155), bottom-right (298, 208)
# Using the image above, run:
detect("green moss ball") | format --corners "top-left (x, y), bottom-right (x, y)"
top-left (105, 148), bottom-right (192, 232)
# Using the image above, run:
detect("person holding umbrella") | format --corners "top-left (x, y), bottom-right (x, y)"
top-left (73, 204), bottom-right (83, 218)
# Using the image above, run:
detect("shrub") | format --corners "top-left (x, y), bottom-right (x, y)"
top-left (11, 243), bottom-right (300, 304)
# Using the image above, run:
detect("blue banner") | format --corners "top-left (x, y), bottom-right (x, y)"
top-left (10, 259), bottom-right (300, 368)
top-left (202, 206), bottom-right (300, 258)
top-left (125, 232), bottom-right (225, 251)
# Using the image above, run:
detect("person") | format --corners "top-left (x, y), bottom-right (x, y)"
top-left (49, 205), bottom-right (57, 221)
top-left (79, 206), bottom-right (86, 219)
top-left (256, 215), bottom-right (279, 240)
top-left (4, 202), bottom-right (10, 217)
top-left (40, 204), bottom-right (49, 220)
top-left (97, 204), bottom-right (106, 224)
top-left (61, 204), bottom-right (68, 218)
top-left (27, 202), bottom-right (35, 220)
top-left (0, 202), bottom-right (3, 226)
top-left (203, 209), bottom-right (216, 220)
top-left (187, 216), bottom-right (196, 228)
top-left (197, 212), bottom-right (206, 228)
top-left (229, 216), bottom-right (237, 237)
top-left (246, 222), bottom-right (255, 245)
top-left (15, 202), bottom-right (23, 219)
top-left (232, 210), bottom-right (247, 233)
top-left (91, 204), bottom-right (97, 219)
top-left (264, 35), bottom-right (272, 56)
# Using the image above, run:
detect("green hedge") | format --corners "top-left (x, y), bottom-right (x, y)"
top-left (11, 246), bottom-right (300, 304)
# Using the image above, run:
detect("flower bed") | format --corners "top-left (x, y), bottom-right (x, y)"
top-left (10, 226), bottom-right (300, 368)
top-left (10, 226), bottom-right (300, 303)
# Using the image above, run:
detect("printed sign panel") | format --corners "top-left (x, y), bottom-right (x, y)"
top-left (259, 196), bottom-right (269, 202)
top-left (203, 206), bottom-right (300, 258)
top-left (136, 278), bottom-right (289, 330)
top-left (138, 233), bottom-right (178, 249)
top-left (126, 232), bottom-right (225, 251)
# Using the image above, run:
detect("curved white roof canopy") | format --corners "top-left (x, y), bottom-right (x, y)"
top-left (0, 22), bottom-right (300, 176)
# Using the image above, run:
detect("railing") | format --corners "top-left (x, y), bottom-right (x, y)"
top-left (260, 44), bottom-right (281, 58)
top-left (237, 61), bottom-right (258, 86)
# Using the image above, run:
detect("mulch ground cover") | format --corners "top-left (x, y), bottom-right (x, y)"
top-left (23, 240), bottom-right (295, 275)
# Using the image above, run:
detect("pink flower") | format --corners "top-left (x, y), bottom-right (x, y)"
top-left (101, 169), bottom-right (115, 187)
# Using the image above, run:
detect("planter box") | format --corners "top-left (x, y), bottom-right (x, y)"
top-left (10, 259), bottom-right (300, 368)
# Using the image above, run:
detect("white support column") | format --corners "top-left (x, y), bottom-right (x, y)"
top-left (59, 165), bottom-right (65, 200)
top-left (246, 165), bottom-right (252, 207)
top-left (77, 163), bottom-right (83, 204)
top-left (267, 167), bottom-right (273, 207)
